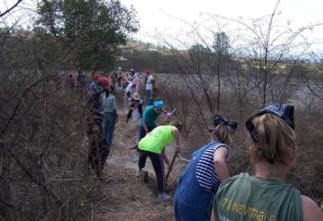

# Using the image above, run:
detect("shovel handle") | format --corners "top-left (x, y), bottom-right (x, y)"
top-left (166, 152), bottom-right (178, 183)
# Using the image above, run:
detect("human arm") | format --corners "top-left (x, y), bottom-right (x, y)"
top-left (125, 84), bottom-right (132, 96)
top-left (142, 109), bottom-right (149, 133)
top-left (161, 148), bottom-right (170, 166)
top-left (210, 209), bottom-right (216, 221)
top-left (172, 127), bottom-right (181, 153)
top-left (162, 110), bottom-right (172, 117)
top-left (112, 95), bottom-right (118, 122)
top-left (213, 147), bottom-right (229, 182)
top-left (149, 75), bottom-right (155, 86)
top-left (142, 119), bottom-right (149, 133)
top-left (302, 195), bottom-right (323, 221)
top-left (100, 92), bottom-right (106, 109)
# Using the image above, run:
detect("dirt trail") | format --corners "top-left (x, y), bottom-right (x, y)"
top-left (92, 111), bottom-right (184, 221)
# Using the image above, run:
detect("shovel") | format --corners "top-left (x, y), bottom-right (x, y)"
top-left (166, 151), bottom-right (178, 186)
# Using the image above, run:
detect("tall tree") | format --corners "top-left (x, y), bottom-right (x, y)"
top-left (213, 32), bottom-right (229, 55)
top-left (36, 0), bottom-right (139, 71)
top-left (212, 32), bottom-right (231, 112)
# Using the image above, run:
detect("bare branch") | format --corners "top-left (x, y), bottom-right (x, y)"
top-left (0, 0), bottom-right (23, 18)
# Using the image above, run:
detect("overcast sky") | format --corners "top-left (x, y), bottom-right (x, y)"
top-left (120, 0), bottom-right (323, 48)
top-left (2, 0), bottom-right (323, 50)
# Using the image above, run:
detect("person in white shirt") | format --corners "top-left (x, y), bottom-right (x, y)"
top-left (125, 81), bottom-right (138, 97)
top-left (144, 69), bottom-right (155, 105)
top-left (125, 92), bottom-right (143, 125)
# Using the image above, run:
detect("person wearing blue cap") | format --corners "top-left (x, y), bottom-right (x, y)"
top-left (174, 115), bottom-right (237, 221)
top-left (211, 104), bottom-right (323, 221)
top-left (138, 100), bottom-right (170, 141)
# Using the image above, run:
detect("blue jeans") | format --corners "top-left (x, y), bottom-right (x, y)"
top-left (145, 89), bottom-right (152, 105)
top-left (174, 142), bottom-right (222, 221)
top-left (103, 112), bottom-right (116, 147)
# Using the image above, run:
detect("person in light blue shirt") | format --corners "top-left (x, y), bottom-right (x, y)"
top-left (101, 86), bottom-right (118, 148)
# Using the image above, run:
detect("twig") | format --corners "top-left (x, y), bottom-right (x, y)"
top-left (0, 0), bottom-right (23, 18)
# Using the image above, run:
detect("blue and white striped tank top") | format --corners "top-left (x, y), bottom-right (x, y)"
top-left (195, 142), bottom-right (230, 192)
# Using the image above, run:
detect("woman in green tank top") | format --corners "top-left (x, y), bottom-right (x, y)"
top-left (211, 104), bottom-right (323, 221)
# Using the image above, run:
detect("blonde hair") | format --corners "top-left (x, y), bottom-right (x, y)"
top-left (170, 120), bottom-right (183, 132)
top-left (250, 114), bottom-right (296, 164)
top-left (212, 124), bottom-right (233, 145)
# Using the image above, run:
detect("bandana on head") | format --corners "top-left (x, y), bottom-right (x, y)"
top-left (245, 104), bottom-right (295, 144)
top-left (214, 115), bottom-right (238, 132)
top-left (209, 114), bottom-right (238, 135)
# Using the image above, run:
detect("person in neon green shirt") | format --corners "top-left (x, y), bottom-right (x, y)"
top-left (137, 122), bottom-right (182, 202)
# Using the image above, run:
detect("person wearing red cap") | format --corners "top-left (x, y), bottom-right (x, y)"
top-left (144, 69), bottom-right (155, 105)
top-left (86, 76), bottom-right (110, 177)
top-left (89, 73), bottom-right (100, 94)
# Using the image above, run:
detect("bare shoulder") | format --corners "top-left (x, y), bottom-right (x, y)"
top-left (301, 195), bottom-right (323, 221)
top-left (213, 145), bottom-right (228, 159)
top-left (214, 145), bottom-right (229, 154)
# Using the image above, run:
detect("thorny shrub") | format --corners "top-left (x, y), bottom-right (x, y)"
top-left (155, 72), bottom-right (323, 205)
top-left (0, 70), bottom-right (103, 220)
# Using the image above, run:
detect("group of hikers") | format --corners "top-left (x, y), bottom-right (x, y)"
top-left (85, 68), bottom-right (156, 176)
top-left (79, 68), bottom-right (322, 220)
top-left (137, 103), bottom-right (323, 221)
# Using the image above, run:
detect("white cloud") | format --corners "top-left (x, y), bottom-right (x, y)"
top-left (121, 0), bottom-right (323, 49)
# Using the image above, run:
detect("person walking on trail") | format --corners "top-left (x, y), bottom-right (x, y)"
top-left (137, 122), bottom-right (182, 202)
top-left (130, 68), bottom-right (135, 78)
top-left (125, 81), bottom-right (138, 96)
top-left (88, 73), bottom-right (100, 95)
top-left (101, 85), bottom-right (118, 148)
top-left (211, 104), bottom-right (323, 221)
top-left (86, 77), bottom-right (110, 177)
top-left (125, 92), bottom-right (143, 125)
top-left (124, 80), bottom-right (137, 106)
top-left (66, 74), bottom-right (75, 90)
top-left (144, 69), bottom-right (155, 105)
top-left (139, 100), bottom-right (171, 141)
top-left (116, 67), bottom-right (122, 88)
top-left (174, 115), bottom-right (237, 221)
top-left (133, 71), bottom-right (140, 85)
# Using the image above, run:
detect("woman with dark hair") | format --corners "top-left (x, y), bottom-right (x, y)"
top-left (174, 115), bottom-right (237, 221)
top-left (211, 104), bottom-right (323, 221)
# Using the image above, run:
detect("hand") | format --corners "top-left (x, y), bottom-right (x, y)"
top-left (166, 112), bottom-right (172, 117)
